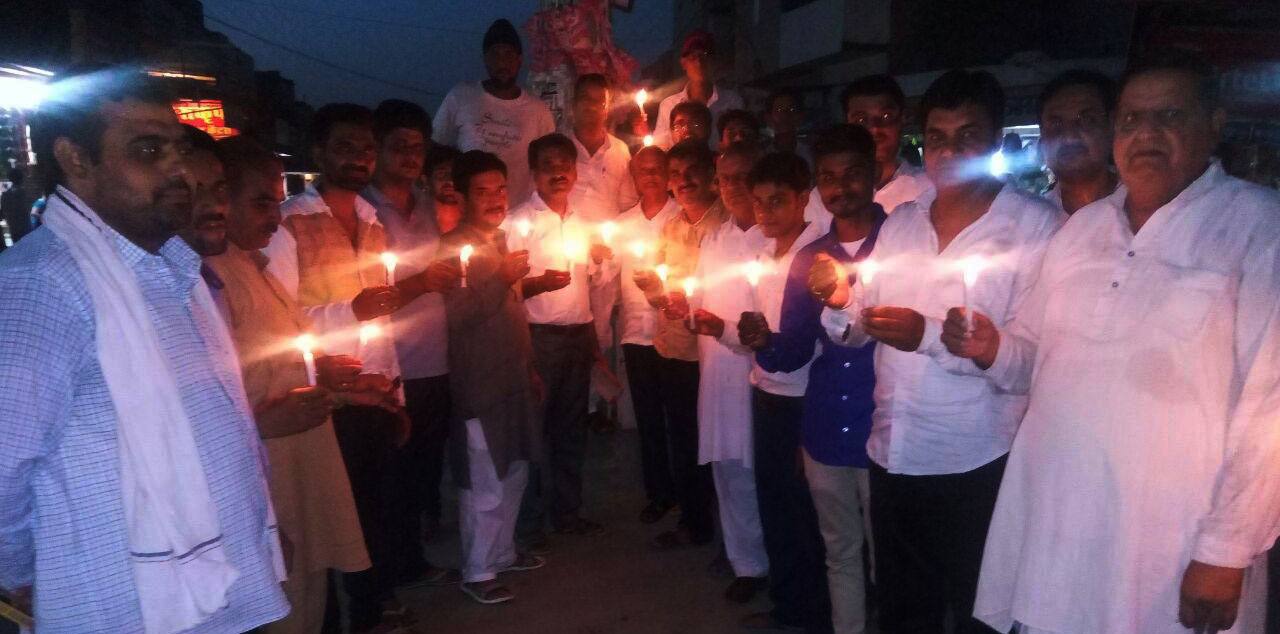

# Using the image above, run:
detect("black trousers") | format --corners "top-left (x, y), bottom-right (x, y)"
top-left (656, 354), bottom-right (713, 541)
top-left (622, 344), bottom-right (675, 506)
top-left (751, 388), bottom-right (832, 634)
top-left (869, 455), bottom-right (1007, 634)
top-left (518, 323), bottom-right (594, 537)
top-left (388, 374), bottom-right (450, 582)
top-left (329, 405), bottom-right (399, 632)
top-left (1268, 535), bottom-right (1280, 634)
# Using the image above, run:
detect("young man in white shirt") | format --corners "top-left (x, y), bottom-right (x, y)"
top-left (812, 70), bottom-right (1065, 634)
top-left (432, 19), bottom-right (555, 206)
top-left (733, 152), bottom-right (832, 633)
top-left (841, 74), bottom-right (933, 214)
top-left (507, 133), bottom-right (613, 547)
top-left (1036, 70), bottom-right (1120, 214)
top-left (652, 29), bottom-right (744, 150)
top-left (942, 55), bottom-right (1280, 634)
top-left (614, 146), bottom-right (681, 525)
top-left (680, 142), bottom-right (770, 605)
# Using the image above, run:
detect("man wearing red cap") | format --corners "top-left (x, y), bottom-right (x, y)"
top-left (652, 29), bottom-right (745, 151)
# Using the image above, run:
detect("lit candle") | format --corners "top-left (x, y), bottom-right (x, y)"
top-left (359, 323), bottom-right (381, 348)
top-left (380, 252), bottom-right (398, 285)
top-left (859, 258), bottom-right (880, 286)
top-left (635, 88), bottom-right (648, 109)
top-left (745, 259), bottom-right (765, 311)
top-left (643, 134), bottom-right (655, 147)
top-left (961, 255), bottom-right (986, 333)
top-left (655, 263), bottom-right (669, 284)
top-left (294, 334), bottom-right (317, 386)
top-left (460, 244), bottom-right (474, 288)
top-left (515, 218), bottom-right (532, 240)
top-left (600, 221), bottom-right (617, 247)
top-left (682, 277), bottom-right (698, 329)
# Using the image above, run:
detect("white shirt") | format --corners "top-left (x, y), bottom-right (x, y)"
top-left (695, 218), bottom-right (770, 465)
top-left (973, 163), bottom-right (1280, 634)
top-left (567, 133), bottom-right (639, 223)
top-left (505, 192), bottom-right (606, 326)
top-left (801, 159), bottom-right (933, 236)
top-left (821, 185), bottom-right (1065, 475)
top-left (432, 82), bottom-right (555, 205)
top-left (614, 198), bottom-right (680, 346)
top-left (652, 83), bottom-right (745, 150)
top-left (264, 186), bottom-right (401, 380)
top-left (748, 220), bottom-right (827, 397)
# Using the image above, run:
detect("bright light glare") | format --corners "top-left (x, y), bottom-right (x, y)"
top-left (0, 77), bottom-right (50, 110)
top-left (988, 150), bottom-right (1008, 177)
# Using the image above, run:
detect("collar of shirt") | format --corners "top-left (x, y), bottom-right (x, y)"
top-left (288, 182), bottom-right (381, 225)
top-left (570, 132), bottom-right (621, 162)
top-left (816, 204), bottom-right (887, 263)
top-left (680, 83), bottom-right (722, 108)
top-left (1098, 160), bottom-right (1228, 243)
top-left (361, 184), bottom-right (438, 231)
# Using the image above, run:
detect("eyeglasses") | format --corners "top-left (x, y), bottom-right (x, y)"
top-left (850, 110), bottom-right (902, 129)
top-left (1041, 111), bottom-right (1108, 137)
top-left (672, 121), bottom-right (706, 132)
top-left (1116, 108), bottom-right (1191, 134)
top-left (772, 105), bottom-right (802, 114)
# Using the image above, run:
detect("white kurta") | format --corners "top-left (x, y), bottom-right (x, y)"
top-left (695, 219), bottom-right (768, 466)
top-left (972, 163), bottom-right (1280, 634)
top-left (614, 199), bottom-right (680, 346)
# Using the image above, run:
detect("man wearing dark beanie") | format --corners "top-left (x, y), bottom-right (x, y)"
top-left (433, 18), bottom-right (555, 206)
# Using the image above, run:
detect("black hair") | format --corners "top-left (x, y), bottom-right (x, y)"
top-left (811, 124), bottom-right (877, 167)
top-left (840, 74), bottom-right (907, 115)
top-left (483, 18), bottom-right (523, 55)
top-left (767, 88), bottom-right (804, 114)
top-left (666, 139), bottom-right (716, 174)
top-left (215, 136), bottom-right (282, 187)
top-left (372, 98), bottom-right (432, 142)
top-left (183, 124), bottom-right (219, 155)
top-left (452, 150), bottom-right (507, 195)
top-left (1121, 51), bottom-right (1219, 110)
top-left (1037, 69), bottom-right (1118, 121)
top-left (670, 101), bottom-right (713, 130)
top-left (717, 108), bottom-right (761, 141)
top-left (919, 69), bottom-right (1006, 133)
top-left (527, 132), bottom-right (577, 170)
top-left (747, 151), bottom-right (811, 192)
top-left (718, 139), bottom-right (763, 165)
top-left (311, 102), bottom-right (374, 148)
top-left (31, 64), bottom-right (172, 194)
top-left (573, 73), bottom-right (611, 100)
top-left (8, 170), bottom-right (24, 186)
top-left (425, 144), bottom-right (462, 173)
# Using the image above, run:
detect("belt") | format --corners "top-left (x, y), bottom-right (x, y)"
top-left (529, 322), bottom-right (593, 334)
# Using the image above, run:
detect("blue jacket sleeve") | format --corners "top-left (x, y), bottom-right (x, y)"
top-left (755, 246), bottom-right (822, 373)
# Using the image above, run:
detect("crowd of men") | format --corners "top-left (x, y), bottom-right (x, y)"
top-left (0, 15), bottom-right (1277, 634)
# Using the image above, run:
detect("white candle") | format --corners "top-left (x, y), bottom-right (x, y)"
top-left (961, 255), bottom-right (986, 333)
top-left (460, 244), bottom-right (474, 288)
top-left (294, 334), bottom-right (317, 386)
top-left (379, 252), bottom-right (397, 285)
top-left (635, 88), bottom-right (648, 109)
top-left (359, 323), bottom-right (381, 348)
top-left (745, 259), bottom-right (765, 311)
top-left (682, 277), bottom-right (698, 329)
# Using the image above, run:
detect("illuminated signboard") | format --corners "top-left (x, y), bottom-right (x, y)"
top-left (172, 99), bottom-right (239, 139)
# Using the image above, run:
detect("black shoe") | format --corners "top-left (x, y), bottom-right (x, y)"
top-left (638, 500), bottom-right (675, 524)
top-left (724, 576), bottom-right (766, 604)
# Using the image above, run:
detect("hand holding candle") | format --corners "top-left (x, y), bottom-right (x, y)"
top-left (682, 277), bottom-right (698, 329)
top-left (380, 252), bottom-right (398, 285)
top-left (960, 255), bottom-right (986, 333)
top-left (745, 259), bottom-right (765, 311)
top-left (295, 334), bottom-right (317, 386)
top-left (460, 244), bottom-right (474, 288)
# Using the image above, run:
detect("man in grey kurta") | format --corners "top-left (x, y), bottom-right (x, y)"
top-left (442, 150), bottom-right (545, 604)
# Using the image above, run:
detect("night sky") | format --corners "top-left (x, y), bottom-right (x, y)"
top-left (199, 0), bottom-right (674, 111)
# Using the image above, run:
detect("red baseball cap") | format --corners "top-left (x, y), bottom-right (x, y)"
top-left (682, 29), bottom-right (716, 57)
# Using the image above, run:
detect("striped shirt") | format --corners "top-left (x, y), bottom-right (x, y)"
top-left (0, 226), bottom-right (288, 633)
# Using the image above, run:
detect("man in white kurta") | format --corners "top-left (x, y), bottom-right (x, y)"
top-left (940, 61), bottom-right (1280, 634)
top-left (652, 30), bottom-right (744, 151)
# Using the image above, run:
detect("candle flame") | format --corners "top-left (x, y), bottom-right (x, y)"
top-left (600, 221), bottom-right (617, 245)
top-left (628, 240), bottom-right (647, 259)
top-left (635, 88), bottom-right (648, 107)
top-left (682, 277), bottom-right (697, 296)
top-left (859, 259), bottom-right (881, 286)
top-left (380, 252), bottom-right (398, 270)
top-left (961, 255), bottom-right (986, 286)
top-left (655, 263), bottom-right (669, 282)
top-left (643, 134), bottom-right (655, 147)
top-left (515, 218), bottom-right (532, 238)
top-left (294, 334), bottom-right (316, 356)
top-left (460, 243), bottom-right (474, 264)
top-left (745, 260), bottom-right (764, 287)
top-left (359, 324), bottom-right (381, 346)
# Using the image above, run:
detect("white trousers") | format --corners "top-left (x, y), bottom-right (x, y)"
top-left (804, 450), bottom-right (872, 634)
top-left (712, 459), bottom-right (769, 578)
top-left (459, 418), bottom-right (529, 583)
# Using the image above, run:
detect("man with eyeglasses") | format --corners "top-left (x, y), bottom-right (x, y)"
top-left (1037, 70), bottom-right (1120, 214)
top-left (841, 74), bottom-right (933, 214)
top-left (946, 53), bottom-right (1280, 634)
top-left (652, 29), bottom-right (744, 150)
top-left (670, 101), bottom-right (714, 148)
